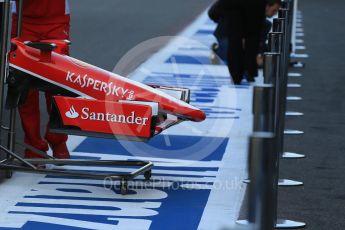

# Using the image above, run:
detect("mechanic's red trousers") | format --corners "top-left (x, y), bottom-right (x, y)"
top-left (12, 18), bottom-right (70, 158)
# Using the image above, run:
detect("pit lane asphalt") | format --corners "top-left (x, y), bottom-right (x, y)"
top-left (239, 0), bottom-right (345, 229)
top-left (0, 0), bottom-right (212, 177)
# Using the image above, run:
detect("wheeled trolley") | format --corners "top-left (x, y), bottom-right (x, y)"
top-left (0, 0), bottom-right (205, 195)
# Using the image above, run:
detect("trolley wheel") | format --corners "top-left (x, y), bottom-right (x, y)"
top-left (120, 180), bottom-right (128, 195)
top-left (144, 170), bottom-right (152, 181)
top-left (5, 170), bottom-right (13, 179)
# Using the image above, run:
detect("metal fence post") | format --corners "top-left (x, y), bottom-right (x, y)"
top-left (272, 12), bottom-right (304, 187)
top-left (238, 2), bottom-right (306, 228)
top-left (7, 0), bottom-right (24, 163)
top-left (274, 17), bottom-right (304, 137)
top-left (263, 52), bottom-right (280, 85)
top-left (0, 0), bottom-right (13, 178)
top-left (248, 133), bottom-right (277, 230)
top-left (264, 52), bottom-right (305, 161)
top-left (0, 0), bottom-right (11, 145)
top-left (237, 132), bottom-right (277, 230)
top-left (253, 85), bottom-right (275, 133)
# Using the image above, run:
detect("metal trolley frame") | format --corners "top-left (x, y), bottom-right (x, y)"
top-left (0, 0), bottom-right (153, 195)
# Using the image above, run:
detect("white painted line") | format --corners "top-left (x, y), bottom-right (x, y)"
top-left (284, 130), bottom-right (304, 135)
top-left (287, 96), bottom-right (302, 101)
top-left (296, 45), bottom-right (306, 50)
top-left (287, 83), bottom-right (302, 88)
top-left (288, 72), bottom-right (302, 77)
top-left (286, 111), bottom-right (304, 116)
top-left (291, 53), bottom-right (309, 59)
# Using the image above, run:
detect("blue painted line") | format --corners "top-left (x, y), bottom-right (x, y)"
top-left (7, 212), bottom-right (120, 228)
top-left (195, 29), bottom-right (214, 35)
top-left (206, 116), bottom-right (240, 119)
top-left (202, 108), bottom-right (236, 111)
top-left (1, 219), bottom-right (89, 230)
top-left (192, 93), bottom-right (218, 97)
top-left (22, 195), bottom-right (160, 202)
top-left (165, 55), bottom-right (218, 65)
top-left (205, 111), bottom-right (235, 115)
top-left (151, 73), bottom-right (230, 80)
top-left (56, 189), bottom-right (92, 194)
top-left (146, 166), bottom-right (218, 171)
top-left (191, 98), bottom-right (214, 103)
top-left (144, 77), bottom-right (227, 84)
top-left (74, 135), bottom-right (229, 162)
top-left (230, 85), bottom-right (250, 89)
top-left (200, 88), bottom-right (220, 92)
top-left (143, 80), bottom-right (224, 88)
top-left (16, 203), bottom-right (121, 211)
top-left (200, 106), bottom-right (242, 111)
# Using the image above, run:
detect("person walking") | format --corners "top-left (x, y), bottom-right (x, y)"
top-left (209, 0), bottom-right (266, 84)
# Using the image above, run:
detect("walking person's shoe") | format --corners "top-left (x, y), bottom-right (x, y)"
top-left (210, 43), bottom-right (220, 65)
top-left (244, 71), bottom-right (255, 83)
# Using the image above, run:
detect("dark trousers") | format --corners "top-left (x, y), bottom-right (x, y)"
top-left (215, 37), bottom-right (229, 64)
top-left (225, 4), bottom-right (265, 84)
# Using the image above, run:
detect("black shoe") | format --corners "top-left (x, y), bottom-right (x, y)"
top-left (211, 42), bottom-right (219, 52)
top-left (246, 75), bottom-right (255, 82)
top-left (243, 71), bottom-right (255, 82)
top-left (232, 78), bottom-right (243, 85)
